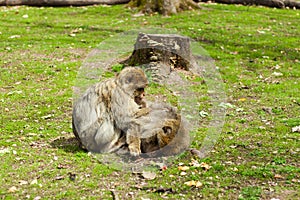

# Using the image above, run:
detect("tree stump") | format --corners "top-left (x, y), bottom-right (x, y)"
top-left (128, 0), bottom-right (201, 15)
top-left (125, 33), bottom-right (192, 82)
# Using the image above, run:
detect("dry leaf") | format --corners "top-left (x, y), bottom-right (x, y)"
top-left (238, 98), bottom-right (247, 102)
top-left (272, 72), bottom-right (283, 77)
top-left (41, 114), bottom-right (53, 119)
top-left (141, 171), bottom-right (156, 180)
top-left (54, 175), bottom-right (65, 180)
top-left (178, 166), bottom-right (190, 171)
top-left (274, 174), bottom-right (284, 179)
top-left (292, 125), bottom-right (300, 133)
top-left (180, 171), bottom-right (187, 176)
top-left (0, 148), bottom-right (10, 155)
top-left (8, 186), bottom-right (17, 193)
top-left (199, 110), bottom-right (209, 117)
top-left (200, 162), bottom-right (211, 170)
top-left (30, 179), bottom-right (38, 185)
top-left (189, 159), bottom-right (201, 167)
top-left (232, 167), bottom-right (238, 172)
top-left (184, 180), bottom-right (203, 188)
top-left (19, 180), bottom-right (28, 185)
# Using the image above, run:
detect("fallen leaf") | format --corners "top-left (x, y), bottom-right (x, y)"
top-left (41, 114), bottom-right (53, 120)
top-left (292, 125), bottom-right (300, 133)
top-left (0, 148), bottom-right (10, 155)
top-left (257, 30), bottom-right (266, 34)
top-left (189, 159), bottom-right (201, 167)
top-left (132, 13), bottom-right (145, 17)
top-left (19, 180), bottom-right (28, 185)
top-left (54, 175), bottom-right (65, 181)
top-left (219, 102), bottom-right (235, 109)
top-left (232, 167), bottom-right (238, 172)
top-left (238, 98), bottom-right (247, 102)
top-left (9, 35), bottom-right (21, 39)
top-left (7, 90), bottom-right (23, 96)
top-left (199, 110), bottom-right (209, 117)
top-left (178, 166), bottom-right (190, 171)
top-left (57, 164), bottom-right (69, 169)
top-left (291, 178), bottom-right (300, 183)
top-left (8, 186), bottom-right (17, 193)
top-left (30, 179), bottom-right (38, 185)
top-left (274, 174), bottom-right (284, 179)
top-left (180, 171), bottom-right (187, 176)
top-left (184, 180), bottom-right (203, 188)
top-left (272, 72), bottom-right (283, 77)
top-left (141, 171), bottom-right (156, 180)
top-left (200, 162), bottom-right (211, 170)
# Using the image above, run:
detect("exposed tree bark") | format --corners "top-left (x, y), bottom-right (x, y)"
top-left (0, 0), bottom-right (130, 6)
top-left (128, 0), bottom-right (201, 15)
top-left (124, 33), bottom-right (192, 82)
top-left (209, 0), bottom-right (300, 9)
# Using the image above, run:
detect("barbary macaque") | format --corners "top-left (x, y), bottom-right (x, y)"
top-left (72, 67), bottom-right (148, 155)
top-left (138, 103), bottom-right (190, 157)
top-left (72, 67), bottom-right (190, 157)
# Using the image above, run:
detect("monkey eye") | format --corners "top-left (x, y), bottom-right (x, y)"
top-left (162, 126), bottom-right (172, 134)
top-left (136, 88), bottom-right (144, 92)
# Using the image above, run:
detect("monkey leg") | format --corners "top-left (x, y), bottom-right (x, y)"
top-left (126, 122), bottom-right (142, 156)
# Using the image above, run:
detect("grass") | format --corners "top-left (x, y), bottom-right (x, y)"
top-left (1, 3), bottom-right (299, 199)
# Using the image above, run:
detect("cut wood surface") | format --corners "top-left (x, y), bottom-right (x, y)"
top-left (126, 33), bottom-right (192, 69)
top-left (124, 33), bottom-right (192, 82)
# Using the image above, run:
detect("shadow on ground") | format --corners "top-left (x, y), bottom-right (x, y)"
top-left (50, 136), bottom-right (85, 153)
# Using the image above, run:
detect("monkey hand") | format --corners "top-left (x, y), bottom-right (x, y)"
top-left (134, 107), bottom-right (151, 118)
top-left (128, 145), bottom-right (141, 157)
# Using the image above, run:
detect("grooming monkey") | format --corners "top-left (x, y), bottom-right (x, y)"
top-left (112, 102), bottom-right (190, 158)
top-left (72, 67), bottom-right (190, 157)
top-left (72, 67), bottom-right (148, 155)
top-left (138, 103), bottom-right (190, 157)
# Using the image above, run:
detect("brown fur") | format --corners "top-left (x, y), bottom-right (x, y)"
top-left (115, 103), bottom-right (190, 158)
top-left (138, 103), bottom-right (190, 157)
top-left (72, 67), bottom-right (148, 155)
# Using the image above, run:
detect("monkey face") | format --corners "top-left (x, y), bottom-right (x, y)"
top-left (117, 67), bottom-right (148, 97)
top-left (134, 87), bottom-right (146, 107)
top-left (157, 116), bottom-right (181, 148)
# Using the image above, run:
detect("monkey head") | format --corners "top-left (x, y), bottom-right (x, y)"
top-left (157, 112), bottom-right (181, 148)
top-left (116, 67), bottom-right (148, 106)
